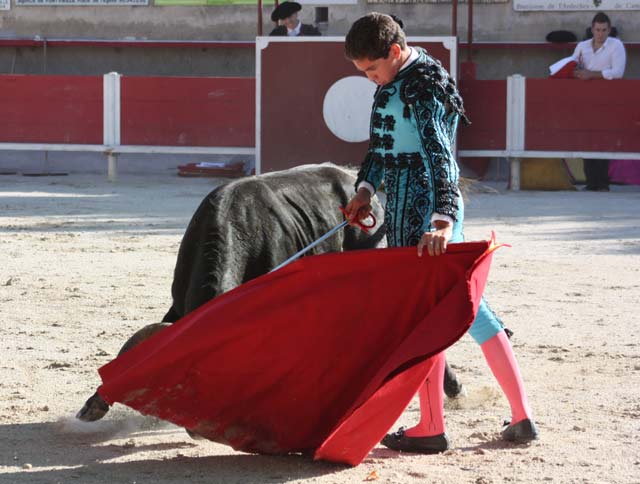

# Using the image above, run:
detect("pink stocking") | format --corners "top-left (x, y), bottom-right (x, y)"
top-left (480, 331), bottom-right (531, 424)
top-left (404, 352), bottom-right (446, 437)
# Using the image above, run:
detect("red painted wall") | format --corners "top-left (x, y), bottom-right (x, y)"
top-left (525, 79), bottom-right (640, 152)
top-left (259, 40), bottom-right (452, 173)
top-left (0, 75), bottom-right (102, 144)
top-left (121, 76), bottom-right (255, 147)
top-left (2, 74), bottom-right (638, 163)
top-left (458, 80), bottom-right (507, 151)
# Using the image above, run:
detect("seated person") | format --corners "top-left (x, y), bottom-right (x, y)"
top-left (572, 12), bottom-right (626, 192)
top-left (572, 11), bottom-right (625, 81)
top-left (269, 1), bottom-right (321, 37)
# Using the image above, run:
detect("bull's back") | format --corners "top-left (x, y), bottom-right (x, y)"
top-left (165, 164), bottom-right (385, 321)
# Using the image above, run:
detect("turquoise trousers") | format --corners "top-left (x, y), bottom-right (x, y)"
top-left (450, 197), bottom-right (504, 345)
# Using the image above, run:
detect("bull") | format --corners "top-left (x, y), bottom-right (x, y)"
top-left (77, 163), bottom-right (463, 422)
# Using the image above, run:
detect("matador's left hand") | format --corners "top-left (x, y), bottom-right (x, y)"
top-left (417, 223), bottom-right (453, 257)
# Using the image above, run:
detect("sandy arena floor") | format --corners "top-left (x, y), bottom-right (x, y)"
top-left (1, 171), bottom-right (639, 484)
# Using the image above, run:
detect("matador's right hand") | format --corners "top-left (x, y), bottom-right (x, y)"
top-left (344, 187), bottom-right (372, 226)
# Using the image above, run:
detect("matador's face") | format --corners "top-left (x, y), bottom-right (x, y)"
top-left (352, 44), bottom-right (403, 86)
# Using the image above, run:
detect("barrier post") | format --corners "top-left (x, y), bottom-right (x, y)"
top-left (103, 72), bottom-right (121, 182)
top-left (506, 74), bottom-right (525, 190)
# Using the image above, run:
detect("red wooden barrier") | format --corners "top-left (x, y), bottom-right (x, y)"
top-left (0, 75), bottom-right (102, 144)
top-left (120, 76), bottom-right (255, 147)
top-left (2, 73), bottom-right (637, 174)
top-left (458, 80), bottom-right (507, 151)
top-left (525, 79), bottom-right (640, 152)
top-left (259, 39), bottom-right (453, 173)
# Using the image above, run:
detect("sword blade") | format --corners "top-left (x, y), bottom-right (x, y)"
top-left (270, 220), bottom-right (348, 273)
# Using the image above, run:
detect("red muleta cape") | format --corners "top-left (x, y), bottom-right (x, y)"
top-left (97, 237), bottom-right (501, 466)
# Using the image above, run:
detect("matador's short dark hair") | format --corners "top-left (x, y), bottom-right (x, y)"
top-left (344, 12), bottom-right (406, 61)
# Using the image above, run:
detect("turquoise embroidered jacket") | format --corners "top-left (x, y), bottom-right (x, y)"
top-left (355, 47), bottom-right (469, 247)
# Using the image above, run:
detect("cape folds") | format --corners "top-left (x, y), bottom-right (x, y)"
top-left (97, 238), bottom-right (501, 466)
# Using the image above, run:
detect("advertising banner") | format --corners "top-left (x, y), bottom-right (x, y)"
top-left (16, 0), bottom-right (147, 4)
top-left (514, 0), bottom-right (640, 11)
top-left (155, 0), bottom-right (273, 5)
top-left (367, 0), bottom-right (506, 3)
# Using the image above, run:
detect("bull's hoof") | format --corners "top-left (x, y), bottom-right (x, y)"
top-left (76, 392), bottom-right (110, 422)
top-left (444, 377), bottom-right (465, 399)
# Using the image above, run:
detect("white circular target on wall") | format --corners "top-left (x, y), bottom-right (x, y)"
top-left (322, 76), bottom-right (377, 143)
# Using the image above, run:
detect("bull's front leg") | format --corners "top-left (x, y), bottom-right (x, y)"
top-left (76, 322), bottom-right (171, 422)
top-left (443, 359), bottom-right (464, 398)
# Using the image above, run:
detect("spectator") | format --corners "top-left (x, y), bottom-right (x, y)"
top-left (269, 1), bottom-right (321, 37)
top-left (572, 12), bottom-right (626, 191)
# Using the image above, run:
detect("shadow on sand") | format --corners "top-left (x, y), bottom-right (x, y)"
top-left (0, 419), bottom-right (348, 484)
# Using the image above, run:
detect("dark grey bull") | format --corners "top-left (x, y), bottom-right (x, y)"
top-left (77, 164), bottom-right (463, 422)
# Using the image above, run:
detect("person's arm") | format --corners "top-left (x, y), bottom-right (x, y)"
top-left (575, 40), bottom-right (626, 80)
top-left (345, 150), bottom-right (384, 225)
top-left (570, 42), bottom-right (582, 64)
top-left (414, 92), bottom-right (461, 256)
top-left (419, 99), bottom-right (460, 225)
top-left (302, 24), bottom-right (322, 36)
top-left (602, 41), bottom-right (626, 79)
top-left (574, 69), bottom-right (604, 80)
top-left (354, 150), bottom-right (384, 196)
top-left (269, 26), bottom-right (286, 36)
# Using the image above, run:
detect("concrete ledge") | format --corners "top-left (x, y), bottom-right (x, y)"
top-left (0, 143), bottom-right (254, 156)
top-left (0, 143), bottom-right (255, 181)
top-left (110, 145), bottom-right (255, 156)
top-left (0, 143), bottom-right (107, 152)
top-left (459, 150), bottom-right (640, 160)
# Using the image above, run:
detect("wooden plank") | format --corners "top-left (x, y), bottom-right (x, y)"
top-left (525, 79), bottom-right (640, 152)
top-left (458, 80), bottom-right (507, 151)
top-left (121, 76), bottom-right (255, 147)
top-left (259, 38), bottom-right (454, 173)
top-left (0, 75), bottom-right (102, 144)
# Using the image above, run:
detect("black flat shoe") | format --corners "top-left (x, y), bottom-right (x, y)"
top-left (381, 427), bottom-right (450, 454)
top-left (502, 418), bottom-right (539, 442)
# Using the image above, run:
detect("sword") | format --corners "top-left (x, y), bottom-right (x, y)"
top-left (270, 209), bottom-right (376, 273)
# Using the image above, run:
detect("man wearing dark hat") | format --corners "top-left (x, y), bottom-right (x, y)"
top-left (269, 1), bottom-right (321, 37)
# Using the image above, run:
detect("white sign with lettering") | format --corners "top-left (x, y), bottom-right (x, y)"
top-left (16, 0), bottom-right (147, 5)
top-left (0, 0), bottom-right (10, 10)
top-left (514, 0), bottom-right (640, 10)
